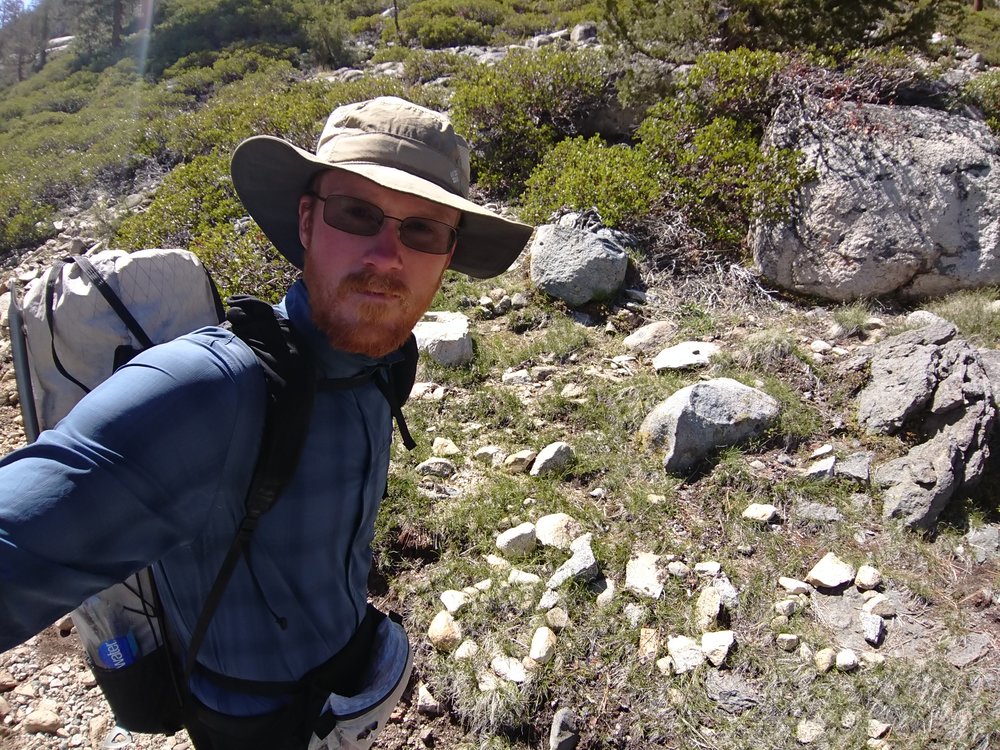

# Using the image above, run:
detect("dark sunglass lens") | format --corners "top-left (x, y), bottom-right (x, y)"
top-left (325, 196), bottom-right (383, 236)
top-left (399, 218), bottom-right (455, 255)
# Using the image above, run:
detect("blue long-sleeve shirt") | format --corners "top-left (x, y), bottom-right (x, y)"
top-left (0, 279), bottom-right (395, 716)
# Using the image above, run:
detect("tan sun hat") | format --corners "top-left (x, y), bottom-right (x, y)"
top-left (230, 96), bottom-right (534, 279)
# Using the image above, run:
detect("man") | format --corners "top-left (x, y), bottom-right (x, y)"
top-left (0, 96), bottom-right (533, 748)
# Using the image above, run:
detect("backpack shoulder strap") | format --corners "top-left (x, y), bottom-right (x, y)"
top-left (183, 295), bottom-right (315, 679)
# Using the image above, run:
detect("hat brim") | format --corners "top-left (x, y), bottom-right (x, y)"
top-left (230, 136), bottom-right (534, 279)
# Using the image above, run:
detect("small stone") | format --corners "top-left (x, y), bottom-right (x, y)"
top-left (805, 456), bottom-right (836, 478)
top-left (810, 444), bottom-right (833, 458)
top-left (502, 369), bottom-right (532, 384)
top-left (625, 553), bottom-right (663, 599)
top-left (546, 607), bottom-right (570, 631)
top-left (694, 561), bottom-right (722, 577)
top-left (868, 719), bottom-right (891, 739)
top-left (530, 627), bottom-right (558, 664)
top-left (805, 552), bottom-right (856, 589)
top-left (778, 577), bottom-right (811, 595)
top-left (22, 708), bottom-right (63, 734)
top-left (509, 568), bottom-right (542, 586)
top-left (814, 647), bottom-right (836, 672)
top-left (855, 565), bottom-right (883, 591)
top-left (474, 446), bottom-right (505, 464)
top-left (860, 612), bottom-right (885, 646)
top-left (701, 630), bottom-right (734, 666)
top-left (432, 437), bottom-right (461, 456)
top-left (496, 522), bottom-right (537, 555)
top-left (835, 649), bottom-right (859, 671)
top-left (774, 598), bottom-right (799, 617)
top-left (428, 611), bottom-right (463, 652)
top-left (776, 633), bottom-right (800, 652)
top-left (696, 587), bottom-right (723, 631)
top-left (504, 449), bottom-right (538, 473)
top-left (595, 576), bottom-right (616, 608)
top-left (638, 628), bottom-right (659, 662)
top-left (440, 590), bottom-right (471, 613)
top-left (655, 656), bottom-right (673, 675)
top-left (537, 590), bottom-right (560, 611)
top-left (797, 717), bottom-right (826, 744)
top-left (454, 640), bottom-right (480, 660)
top-left (862, 593), bottom-right (896, 617)
top-left (623, 603), bottom-right (647, 627)
top-left (666, 561), bottom-right (690, 578)
top-left (530, 441), bottom-right (576, 476)
top-left (667, 635), bottom-right (705, 673)
top-left (535, 513), bottom-right (583, 549)
top-left (549, 707), bottom-right (580, 750)
top-left (485, 554), bottom-right (511, 571)
top-left (416, 683), bottom-right (443, 716)
top-left (491, 655), bottom-right (528, 683)
top-left (742, 503), bottom-right (780, 523)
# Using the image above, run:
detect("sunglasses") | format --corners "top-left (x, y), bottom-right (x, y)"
top-left (309, 193), bottom-right (458, 255)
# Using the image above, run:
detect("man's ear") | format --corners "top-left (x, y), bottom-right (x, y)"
top-left (298, 194), bottom-right (315, 250)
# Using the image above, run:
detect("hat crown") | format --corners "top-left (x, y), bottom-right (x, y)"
top-left (315, 96), bottom-right (471, 198)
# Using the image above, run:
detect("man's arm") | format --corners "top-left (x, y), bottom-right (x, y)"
top-left (0, 328), bottom-right (265, 649)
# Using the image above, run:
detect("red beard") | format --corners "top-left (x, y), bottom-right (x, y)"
top-left (305, 266), bottom-right (427, 358)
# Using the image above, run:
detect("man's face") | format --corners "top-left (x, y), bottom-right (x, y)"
top-left (298, 170), bottom-right (458, 358)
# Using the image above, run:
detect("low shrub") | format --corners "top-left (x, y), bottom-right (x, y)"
top-left (392, 0), bottom-right (507, 47)
top-left (450, 46), bottom-right (617, 194)
top-left (520, 135), bottom-right (660, 228)
top-left (965, 68), bottom-right (1000, 132)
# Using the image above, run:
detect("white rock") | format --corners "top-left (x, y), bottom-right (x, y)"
top-left (805, 552), bottom-right (856, 588)
top-left (508, 568), bottom-right (542, 586)
top-left (491, 655), bottom-right (528, 683)
top-left (485, 554), bottom-right (511, 571)
top-left (535, 513), bottom-right (582, 549)
top-left (416, 683), bottom-right (443, 716)
top-left (454, 640), bottom-right (480, 660)
top-left (666, 561), bottom-right (690, 578)
top-left (694, 561), bottom-right (721, 577)
top-left (432, 437), bottom-right (461, 456)
top-left (655, 656), bottom-right (674, 675)
top-left (546, 607), bottom-right (570, 631)
top-left (836, 649), bottom-right (859, 671)
top-left (862, 593), bottom-right (896, 617)
top-left (810, 444), bottom-right (834, 458)
top-left (776, 633), bottom-right (800, 652)
top-left (504, 449), bottom-right (538, 473)
top-left (743, 503), bottom-right (780, 523)
top-left (537, 590), bottom-right (560, 610)
top-left (414, 311), bottom-right (473, 367)
top-left (428, 611), bottom-right (463, 652)
top-left (806, 455), bottom-right (836, 478)
top-left (529, 627), bottom-right (557, 664)
top-left (416, 457), bottom-right (456, 477)
top-left (855, 564), bottom-right (883, 590)
top-left (667, 635), bottom-right (705, 673)
top-left (778, 577), bottom-right (812, 595)
top-left (530, 441), bottom-right (576, 476)
top-left (502, 368), bottom-right (532, 384)
top-left (774, 598), bottom-right (799, 617)
top-left (860, 612), bottom-right (885, 645)
top-left (797, 717), bottom-right (826, 744)
top-left (496, 522), bottom-right (536, 555)
top-left (696, 587), bottom-right (723, 631)
top-left (22, 709), bottom-right (63, 734)
top-left (814, 647), bottom-right (836, 672)
top-left (440, 590), bottom-right (471, 613)
top-left (701, 630), bottom-right (735, 666)
top-left (652, 341), bottom-right (721, 371)
top-left (474, 445), bottom-right (505, 465)
top-left (595, 576), bottom-right (616, 608)
top-left (625, 553), bottom-right (663, 599)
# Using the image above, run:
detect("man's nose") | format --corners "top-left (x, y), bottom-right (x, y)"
top-left (363, 219), bottom-right (405, 270)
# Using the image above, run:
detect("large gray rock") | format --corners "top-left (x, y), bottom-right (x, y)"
top-left (857, 322), bottom-right (996, 527)
top-left (639, 378), bottom-right (780, 473)
top-left (752, 96), bottom-right (1000, 301)
top-left (529, 224), bottom-right (628, 306)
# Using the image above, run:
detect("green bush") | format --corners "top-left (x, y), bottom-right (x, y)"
top-left (450, 46), bottom-right (617, 193)
top-left (679, 48), bottom-right (788, 127)
top-left (965, 69), bottom-right (1000, 132)
top-left (520, 135), bottom-right (660, 228)
top-left (391, 0), bottom-right (506, 47)
top-left (636, 99), bottom-right (808, 248)
top-left (941, 4), bottom-right (1000, 65)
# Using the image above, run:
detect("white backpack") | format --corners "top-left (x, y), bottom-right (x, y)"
top-left (10, 248), bottom-right (224, 438)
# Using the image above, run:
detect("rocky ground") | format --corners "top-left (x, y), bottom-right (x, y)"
top-left (0, 211), bottom-right (998, 750)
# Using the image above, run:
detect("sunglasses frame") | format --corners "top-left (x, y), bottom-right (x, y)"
top-left (308, 193), bottom-right (458, 255)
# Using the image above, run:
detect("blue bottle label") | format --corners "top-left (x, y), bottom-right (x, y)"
top-left (97, 633), bottom-right (137, 669)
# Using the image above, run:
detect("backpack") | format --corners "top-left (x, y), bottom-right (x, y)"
top-left (7, 248), bottom-right (418, 746)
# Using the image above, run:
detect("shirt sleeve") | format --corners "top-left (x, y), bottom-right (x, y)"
top-left (0, 328), bottom-right (265, 650)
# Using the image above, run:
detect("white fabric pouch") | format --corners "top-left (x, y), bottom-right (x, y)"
top-left (307, 615), bottom-right (413, 750)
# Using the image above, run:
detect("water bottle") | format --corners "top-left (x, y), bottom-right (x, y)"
top-left (72, 595), bottom-right (139, 670)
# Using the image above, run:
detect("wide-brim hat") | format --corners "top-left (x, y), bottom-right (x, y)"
top-left (230, 96), bottom-right (534, 279)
